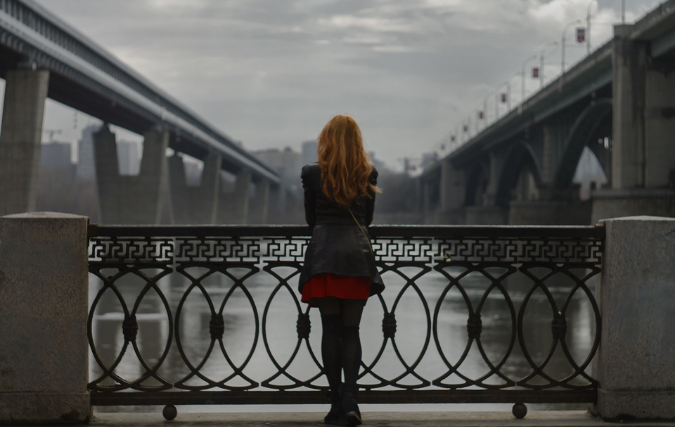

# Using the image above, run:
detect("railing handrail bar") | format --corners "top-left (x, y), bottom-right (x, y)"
top-left (88, 224), bottom-right (605, 239)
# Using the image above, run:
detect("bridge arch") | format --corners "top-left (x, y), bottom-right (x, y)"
top-left (552, 98), bottom-right (612, 192)
top-left (495, 141), bottom-right (544, 206)
top-left (464, 160), bottom-right (489, 206)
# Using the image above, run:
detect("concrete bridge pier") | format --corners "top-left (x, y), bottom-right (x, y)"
top-left (592, 24), bottom-right (675, 222)
top-left (507, 124), bottom-right (593, 225)
top-left (217, 170), bottom-right (251, 224)
top-left (0, 69), bottom-right (50, 216)
top-left (93, 127), bottom-right (170, 224)
top-left (249, 179), bottom-right (271, 224)
top-left (270, 182), bottom-right (286, 221)
top-left (465, 153), bottom-right (508, 225)
top-left (428, 158), bottom-right (466, 224)
top-left (169, 153), bottom-right (221, 224)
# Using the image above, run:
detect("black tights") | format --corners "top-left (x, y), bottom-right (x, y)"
top-left (316, 298), bottom-right (365, 393)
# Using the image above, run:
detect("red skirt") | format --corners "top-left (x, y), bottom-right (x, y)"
top-left (301, 274), bottom-right (370, 305)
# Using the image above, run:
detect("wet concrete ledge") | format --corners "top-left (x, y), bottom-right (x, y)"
top-left (83, 411), bottom-right (675, 427)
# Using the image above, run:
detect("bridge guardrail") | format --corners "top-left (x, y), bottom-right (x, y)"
top-left (87, 224), bottom-right (603, 416)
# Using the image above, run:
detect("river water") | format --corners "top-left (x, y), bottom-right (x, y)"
top-left (88, 262), bottom-right (598, 412)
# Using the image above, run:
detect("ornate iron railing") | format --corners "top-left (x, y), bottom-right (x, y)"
top-left (87, 224), bottom-right (603, 414)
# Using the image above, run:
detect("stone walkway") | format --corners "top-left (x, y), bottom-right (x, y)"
top-left (86, 411), bottom-right (675, 427)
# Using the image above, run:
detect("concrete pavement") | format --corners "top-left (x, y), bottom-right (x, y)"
top-left (85, 411), bottom-right (675, 427)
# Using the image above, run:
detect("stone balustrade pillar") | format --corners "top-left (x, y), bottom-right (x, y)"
top-left (0, 212), bottom-right (89, 424)
top-left (596, 216), bottom-right (675, 419)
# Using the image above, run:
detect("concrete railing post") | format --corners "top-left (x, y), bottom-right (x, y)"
top-left (597, 215), bottom-right (675, 419)
top-left (0, 212), bottom-right (89, 424)
top-left (0, 69), bottom-right (50, 216)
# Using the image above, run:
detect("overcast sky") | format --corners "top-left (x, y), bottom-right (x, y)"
top-left (25, 0), bottom-right (664, 170)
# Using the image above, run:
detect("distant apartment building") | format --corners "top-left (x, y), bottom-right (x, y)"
top-left (301, 140), bottom-right (317, 166)
top-left (117, 140), bottom-right (141, 175)
top-left (254, 146), bottom-right (301, 192)
top-left (40, 141), bottom-right (76, 185)
top-left (369, 151), bottom-right (388, 173)
top-left (76, 125), bottom-right (98, 180)
top-left (41, 142), bottom-right (73, 170)
top-left (183, 156), bottom-right (203, 186)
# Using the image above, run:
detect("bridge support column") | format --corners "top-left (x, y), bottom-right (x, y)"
top-left (169, 153), bottom-right (221, 224)
top-left (612, 24), bottom-right (675, 188)
top-left (432, 159), bottom-right (465, 224)
top-left (220, 170), bottom-right (251, 224)
top-left (94, 127), bottom-right (170, 224)
top-left (269, 182), bottom-right (285, 222)
top-left (592, 25), bottom-right (675, 221)
top-left (644, 60), bottom-right (675, 188)
top-left (0, 69), bottom-right (50, 216)
top-left (465, 153), bottom-right (508, 225)
top-left (541, 124), bottom-right (559, 186)
top-left (597, 216), bottom-right (675, 420)
top-left (0, 212), bottom-right (89, 424)
top-left (612, 24), bottom-right (647, 189)
top-left (254, 179), bottom-right (271, 224)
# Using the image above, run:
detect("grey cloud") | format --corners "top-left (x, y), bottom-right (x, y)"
top-left (35, 0), bottom-right (664, 168)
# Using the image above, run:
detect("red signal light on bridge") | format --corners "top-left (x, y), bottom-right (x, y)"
top-left (577, 27), bottom-right (586, 43)
top-left (478, 111), bottom-right (484, 120)
top-left (501, 93), bottom-right (507, 103)
top-left (532, 67), bottom-right (539, 78)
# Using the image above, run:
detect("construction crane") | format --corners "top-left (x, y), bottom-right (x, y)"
top-left (43, 129), bottom-right (62, 142)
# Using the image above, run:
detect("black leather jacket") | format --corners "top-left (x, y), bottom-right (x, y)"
top-left (298, 163), bottom-right (384, 296)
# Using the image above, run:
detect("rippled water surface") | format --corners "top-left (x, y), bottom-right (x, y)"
top-left (89, 262), bottom-right (598, 403)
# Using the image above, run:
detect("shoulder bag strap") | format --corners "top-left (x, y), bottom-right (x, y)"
top-left (347, 207), bottom-right (374, 255)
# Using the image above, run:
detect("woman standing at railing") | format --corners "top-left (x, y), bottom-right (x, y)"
top-left (298, 115), bottom-right (384, 426)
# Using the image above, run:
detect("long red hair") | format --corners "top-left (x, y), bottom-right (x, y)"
top-left (317, 115), bottom-right (381, 206)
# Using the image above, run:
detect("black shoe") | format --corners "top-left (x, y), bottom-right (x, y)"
top-left (341, 385), bottom-right (362, 426)
top-left (324, 403), bottom-right (347, 426)
top-left (324, 390), bottom-right (347, 426)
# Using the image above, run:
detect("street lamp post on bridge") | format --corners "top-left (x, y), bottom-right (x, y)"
top-left (586, 0), bottom-right (627, 54)
top-left (497, 80), bottom-right (512, 118)
top-left (561, 19), bottom-right (583, 74)
top-left (540, 41), bottom-right (558, 88)
top-left (521, 54), bottom-right (538, 105)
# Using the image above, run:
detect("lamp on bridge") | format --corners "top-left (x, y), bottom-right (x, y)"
top-left (561, 19), bottom-right (583, 74)
top-left (539, 41), bottom-right (558, 89)
top-left (521, 54), bottom-right (538, 104)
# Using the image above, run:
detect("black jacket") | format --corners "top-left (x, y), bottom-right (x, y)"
top-left (298, 163), bottom-right (384, 296)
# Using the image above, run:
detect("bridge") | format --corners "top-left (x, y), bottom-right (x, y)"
top-left (0, 0), bottom-right (284, 225)
top-left (419, 0), bottom-right (675, 225)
